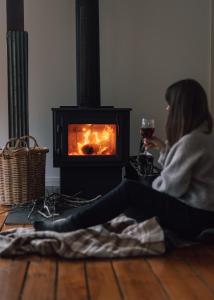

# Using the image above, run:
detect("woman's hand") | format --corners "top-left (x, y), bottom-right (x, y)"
top-left (143, 136), bottom-right (165, 152)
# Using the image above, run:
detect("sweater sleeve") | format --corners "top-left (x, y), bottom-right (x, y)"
top-left (158, 141), bottom-right (169, 167)
top-left (152, 137), bottom-right (203, 198)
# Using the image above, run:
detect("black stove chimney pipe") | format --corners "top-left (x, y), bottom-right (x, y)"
top-left (76, 0), bottom-right (101, 107)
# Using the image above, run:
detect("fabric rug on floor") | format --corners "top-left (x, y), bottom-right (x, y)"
top-left (0, 215), bottom-right (165, 258)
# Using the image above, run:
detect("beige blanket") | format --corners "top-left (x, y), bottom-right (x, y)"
top-left (0, 215), bottom-right (165, 258)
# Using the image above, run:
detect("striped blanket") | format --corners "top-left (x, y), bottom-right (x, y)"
top-left (0, 215), bottom-right (165, 258)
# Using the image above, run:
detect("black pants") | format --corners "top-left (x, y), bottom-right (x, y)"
top-left (71, 179), bottom-right (214, 239)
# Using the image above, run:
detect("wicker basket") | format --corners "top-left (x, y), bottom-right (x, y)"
top-left (0, 136), bottom-right (49, 205)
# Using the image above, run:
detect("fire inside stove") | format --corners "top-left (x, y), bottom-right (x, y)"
top-left (68, 124), bottom-right (117, 156)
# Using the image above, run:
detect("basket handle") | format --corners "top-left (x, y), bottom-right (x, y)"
top-left (18, 135), bottom-right (39, 149)
top-left (3, 137), bottom-right (22, 151)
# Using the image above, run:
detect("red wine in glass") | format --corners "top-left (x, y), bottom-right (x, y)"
top-left (140, 127), bottom-right (155, 139)
top-left (141, 118), bottom-right (155, 155)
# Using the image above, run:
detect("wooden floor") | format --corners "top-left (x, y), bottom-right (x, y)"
top-left (0, 207), bottom-right (214, 300)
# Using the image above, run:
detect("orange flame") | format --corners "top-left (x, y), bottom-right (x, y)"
top-left (68, 124), bottom-right (117, 156)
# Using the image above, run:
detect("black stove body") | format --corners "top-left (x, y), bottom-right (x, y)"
top-left (53, 106), bottom-right (131, 197)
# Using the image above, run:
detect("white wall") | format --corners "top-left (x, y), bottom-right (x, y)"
top-left (100, 0), bottom-right (211, 153)
top-left (0, 0), bottom-right (212, 185)
top-left (24, 0), bottom-right (76, 185)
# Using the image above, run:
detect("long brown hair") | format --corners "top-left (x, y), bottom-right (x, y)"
top-left (165, 79), bottom-right (213, 146)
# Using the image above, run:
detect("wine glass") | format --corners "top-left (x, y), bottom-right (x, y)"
top-left (140, 118), bottom-right (155, 155)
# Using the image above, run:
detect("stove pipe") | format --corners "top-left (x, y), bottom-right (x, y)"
top-left (76, 0), bottom-right (101, 107)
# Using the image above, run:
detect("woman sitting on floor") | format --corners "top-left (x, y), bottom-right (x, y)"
top-left (34, 79), bottom-right (214, 239)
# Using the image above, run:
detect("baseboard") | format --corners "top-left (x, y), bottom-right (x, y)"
top-left (45, 176), bottom-right (60, 187)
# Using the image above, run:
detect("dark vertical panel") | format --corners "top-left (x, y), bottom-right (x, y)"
top-left (7, 31), bottom-right (29, 138)
top-left (76, 0), bottom-right (101, 107)
top-left (6, 0), bottom-right (28, 139)
top-left (6, 0), bottom-right (24, 31)
top-left (16, 31), bottom-right (22, 136)
top-left (23, 32), bottom-right (29, 135)
top-left (7, 32), bottom-right (13, 138)
top-left (12, 32), bottom-right (18, 137)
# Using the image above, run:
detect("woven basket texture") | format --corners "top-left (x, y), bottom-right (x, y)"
top-left (0, 136), bottom-right (49, 205)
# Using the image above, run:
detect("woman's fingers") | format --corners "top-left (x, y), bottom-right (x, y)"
top-left (144, 139), bottom-right (156, 149)
top-left (144, 136), bottom-right (165, 151)
top-left (144, 143), bottom-right (154, 150)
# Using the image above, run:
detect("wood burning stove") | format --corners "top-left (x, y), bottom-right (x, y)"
top-left (52, 0), bottom-right (131, 197)
top-left (52, 106), bottom-right (131, 197)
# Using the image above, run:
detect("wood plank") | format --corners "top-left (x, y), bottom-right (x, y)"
top-left (112, 258), bottom-right (168, 300)
top-left (2, 224), bottom-right (25, 231)
top-left (174, 246), bottom-right (214, 293)
top-left (205, 244), bottom-right (214, 253)
top-left (21, 258), bottom-right (56, 300)
top-left (0, 205), bottom-right (11, 214)
top-left (0, 258), bottom-right (28, 300)
top-left (57, 260), bottom-right (88, 300)
top-left (0, 212), bottom-right (8, 231)
top-left (24, 224), bottom-right (33, 228)
top-left (147, 253), bottom-right (214, 300)
top-left (86, 260), bottom-right (122, 300)
top-left (0, 205), bottom-right (21, 232)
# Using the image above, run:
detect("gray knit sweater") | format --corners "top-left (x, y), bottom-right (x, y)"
top-left (152, 125), bottom-right (214, 212)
